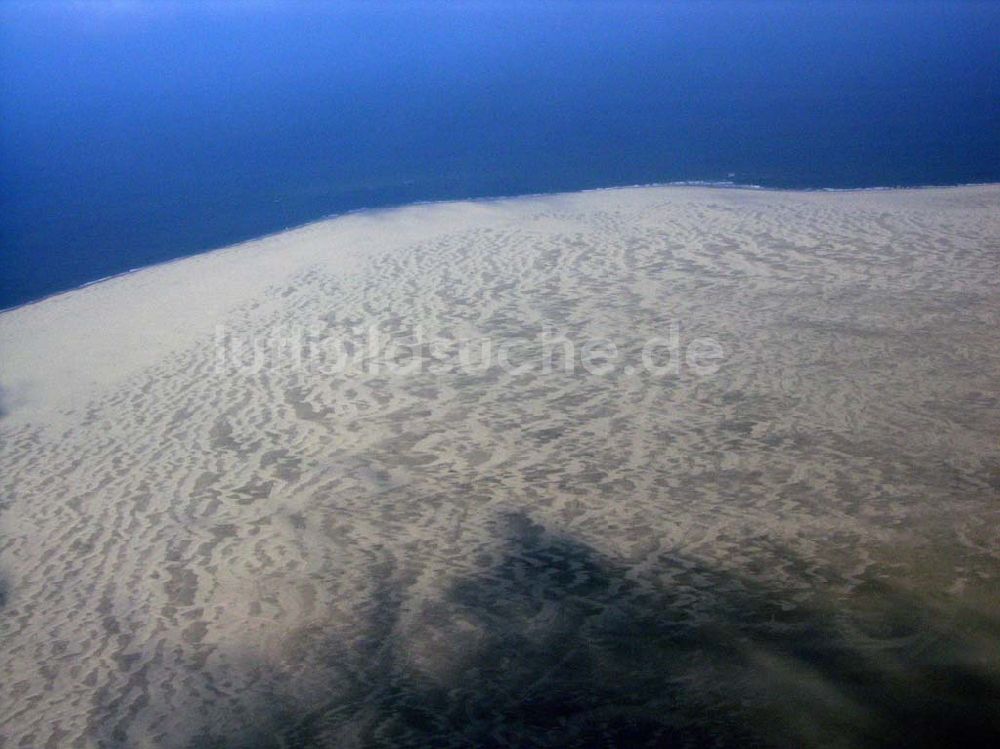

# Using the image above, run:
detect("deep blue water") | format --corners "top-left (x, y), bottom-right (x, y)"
top-left (1, 1), bottom-right (998, 310)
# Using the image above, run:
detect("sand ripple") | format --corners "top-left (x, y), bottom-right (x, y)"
top-left (1, 186), bottom-right (998, 747)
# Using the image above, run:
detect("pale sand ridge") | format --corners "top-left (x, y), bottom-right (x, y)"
top-left (0, 185), bottom-right (998, 747)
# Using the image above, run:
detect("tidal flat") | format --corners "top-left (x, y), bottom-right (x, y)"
top-left (1, 185), bottom-right (998, 747)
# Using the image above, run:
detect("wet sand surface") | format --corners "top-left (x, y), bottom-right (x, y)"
top-left (1, 186), bottom-right (998, 747)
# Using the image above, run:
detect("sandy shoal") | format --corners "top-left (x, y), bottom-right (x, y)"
top-left (1, 185), bottom-right (998, 747)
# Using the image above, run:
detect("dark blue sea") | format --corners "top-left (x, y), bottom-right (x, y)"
top-left (1, 1), bottom-right (998, 310)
